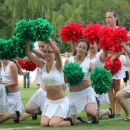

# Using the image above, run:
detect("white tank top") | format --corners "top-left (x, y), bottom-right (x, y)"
top-left (42, 61), bottom-right (64, 86)
top-left (1, 61), bottom-right (13, 83)
top-left (69, 57), bottom-right (90, 80)
top-left (86, 52), bottom-right (104, 67)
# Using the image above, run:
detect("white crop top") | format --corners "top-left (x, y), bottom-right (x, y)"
top-left (42, 61), bottom-right (64, 86)
top-left (1, 61), bottom-right (13, 83)
top-left (86, 52), bottom-right (104, 67)
top-left (69, 57), bottom-right (90, 80)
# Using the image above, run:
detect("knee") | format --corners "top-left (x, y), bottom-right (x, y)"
top-left (86, 110), bottom-right (97, 117)
top-left (41, 122), bottom-right (49, 127)
top-left (25, 105), bottom-right (32, 114)
top-left (49, 122), bottom-right (58, 127)
top-left (116, 91), bottom-right (123, 100)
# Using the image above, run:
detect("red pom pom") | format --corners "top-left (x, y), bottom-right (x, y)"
top-left (98, 26), bottom-right (114, 51)
top-left (17, 60), bottom-right (37, 71)
top-left (104, 56), bottom-right (122, 74)
top-left (82, 23), bottom-right (101, 44)
top-left (59, 22), bottom-right (83, 43)
top-left (109, 27), bottom-right (128, 53)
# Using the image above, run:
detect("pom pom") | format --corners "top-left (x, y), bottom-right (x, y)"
top-left (109, 27), bottom-right (129, 53)
top-left (28, 18), bottom-right (54, 42)
top-left (90, 67), bottom-right (112, 94)
top-left (60, 22), bottom-right (83, 43)
top-left (104, 56), bottom-right (122, 74)
top-left (15, 19), bottom-right (30, 40)
top-left (82, 23), bottom-right (101, 44)
top-left (63, 62), bottom-right (85, 86)
top-left (98, 26), bottom-right (114, 51)
top-left (0, 35), bottom-right (34, 60)
top-left (17, 60), bottom-right (37, 71)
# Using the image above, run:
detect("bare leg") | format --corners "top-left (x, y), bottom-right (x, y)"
top-left (41, 116), bottom-right (50, 127)
top-left (98, 109), bottom-right (111, 118)
top-left (108, 86), bottom-right (115, 114)
top-left (86, 102), bottom-right (98, 123)
top-left (49, 116), bottom-right (71, 127)
top-left (113, 79), bottom-right (121, 115)
top-left (116, 90), bottom-right (130, 118)
top-left (25, 101), bottom-right (41, 115)
top-left (0, 112), bottom-right (18, 123)
top-left (19, 113), bottom-right (31, 121)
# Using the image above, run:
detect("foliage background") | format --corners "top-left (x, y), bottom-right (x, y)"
top-left (0, 0), bottom-right (130, 53)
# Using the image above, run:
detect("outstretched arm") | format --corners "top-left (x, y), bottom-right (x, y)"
top-left (33, 49), bottom-right (45, 59)
top-left (100, 50), bottom-right (108, 63)
top-left (25, 41), bottom-right (44, 68)
top-left (121, 42), bottom-right (130, 56)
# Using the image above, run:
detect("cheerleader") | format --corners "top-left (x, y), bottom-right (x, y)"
top-left (25, 39), bottom-right (72, 127)
top-left (66, 39), bottom-right (98, 125)
top-left (116, 32), bottom-right (130, 121)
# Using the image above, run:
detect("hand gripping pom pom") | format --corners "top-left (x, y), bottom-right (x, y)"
top-left (104, 56), bottom-right (122, 75)
top-left (17, 60), bottom-right (37, 71)
top-left (90, 67), bottom-right (112, 95)
top-left (63, 62), bottom-right (85, 87)
top-left (60, 22), bottom-right (83, 43)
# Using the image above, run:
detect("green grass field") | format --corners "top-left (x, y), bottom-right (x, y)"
top-left (0, 85), bottom-right (130, 130)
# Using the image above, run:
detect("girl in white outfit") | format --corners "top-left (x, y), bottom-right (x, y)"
top-left (25, 39), bottom-right (72, 127)
top-left (66, 39), bottom-right (98, 124)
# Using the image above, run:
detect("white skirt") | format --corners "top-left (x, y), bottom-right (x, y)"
top-left (112, 67), bottom-right (125, 80)
top-left (124, 86), bottom-right (130, 103)
top-left (42, 96), bottom-right (69, 119)
top-left (29, 87), bottom-right (46, 111)
top-left (96, 93), bottom-right (110, 105)
top-left (0, 84), bottom-right (8, 112)
top-left (7, 91), bottom-right (24, 113)
top-left (68, 87), bottom-right (98, 115)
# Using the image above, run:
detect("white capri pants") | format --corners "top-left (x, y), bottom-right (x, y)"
top-left (0, 84), bottom-right (8, 112)
top-left (29, 87), bottom-right (47, 111)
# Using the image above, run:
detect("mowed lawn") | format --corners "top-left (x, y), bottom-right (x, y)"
top-left (0, 84), bottom-right (130, 130)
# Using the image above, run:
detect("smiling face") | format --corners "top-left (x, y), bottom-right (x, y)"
top-left (106, 12), bottom-right (117, 27)
top-left (43, 45), bottom-right (54, 61)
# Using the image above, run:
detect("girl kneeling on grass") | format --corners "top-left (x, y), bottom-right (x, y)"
top-left (25, 39), bottom-right (72, 127)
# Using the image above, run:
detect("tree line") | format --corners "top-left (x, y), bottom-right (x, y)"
top-left (0, 0), bottom-right (130, 53)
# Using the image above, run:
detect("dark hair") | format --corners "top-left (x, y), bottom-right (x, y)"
top-left (107, 10), bottom-right (119, 26)
top-left (73, 39), bottom-right (90, 56)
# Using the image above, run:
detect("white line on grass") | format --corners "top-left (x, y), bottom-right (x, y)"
top-left (0, 126), bottom-right (40, 130)
top-left (1, 117), bottom-right (124, 130)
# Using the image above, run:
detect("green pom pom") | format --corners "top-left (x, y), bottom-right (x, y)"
top-left (0, 35), bottom-right (34, 60)
top-left (28, 18), bottom-right (54, 42)
top-left (15, 19), bottom-right (30, 41)
top-left (63, 62), bottom-right (85, 87)
top-left (90, 67), bottom-right (112, 95)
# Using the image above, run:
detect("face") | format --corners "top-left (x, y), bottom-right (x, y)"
top-left (89, 42), bottom-right (98, 53)
top-left (38, 42), bottom-right (46, 52)
top-left (106, 12), bottom-right (117, 27)
top-left (64, 52), bottom-right (69, 58)
top-left (43, 45), bottom-right (54, 61)
top-left (76, 42), bottom-right (88, 56)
